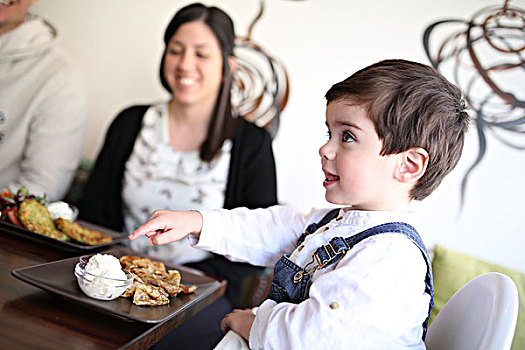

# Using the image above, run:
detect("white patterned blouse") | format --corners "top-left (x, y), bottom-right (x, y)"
top-left (122, 103), bottom-right (231, 264)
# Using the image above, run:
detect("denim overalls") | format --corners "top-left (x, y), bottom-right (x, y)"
top-left (267, 209), bottom-right (434, 339)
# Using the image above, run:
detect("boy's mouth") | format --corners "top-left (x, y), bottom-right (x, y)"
top-left (323, 171), bottom-right (339, 187)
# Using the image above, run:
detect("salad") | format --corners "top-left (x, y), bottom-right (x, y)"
top-left (0, 186), bottom-right (47, 227)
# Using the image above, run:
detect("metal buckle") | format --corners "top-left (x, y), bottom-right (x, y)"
top-left (314, 253), bottom-right (328, 269)
top-left (293, 256), bottom-right (316, 284)
top-left (315, 241), bottom-right (347, 269)
top-left (293, 241), bottom-right (348, 284)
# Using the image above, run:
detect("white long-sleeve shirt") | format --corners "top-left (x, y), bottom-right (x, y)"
top-left (194, 205), bottom-right (430, 349)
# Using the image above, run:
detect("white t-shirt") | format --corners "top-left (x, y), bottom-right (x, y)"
top-left (194, 205), bottom-right (430, 349)
top-left (123, 103), bottom-right (231, 264)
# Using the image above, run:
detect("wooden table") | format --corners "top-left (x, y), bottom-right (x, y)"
top-left (0, 228), bottom-right (226, 349)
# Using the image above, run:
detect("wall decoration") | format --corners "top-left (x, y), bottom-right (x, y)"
top-left (232, 0), bottom-right (290, 138)
top-left (423, 0), bottom-right (524, 208)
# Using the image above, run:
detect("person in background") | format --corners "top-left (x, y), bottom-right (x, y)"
top-left (130, 59), bottom-right (470, 349)
top-left (79, 3), bottom-right (277, 349)
top-left (0, 0), bottom-right (89, 201)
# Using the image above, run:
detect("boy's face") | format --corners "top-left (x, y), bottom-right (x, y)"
top-left (319, 100), bottom-right (402, 211)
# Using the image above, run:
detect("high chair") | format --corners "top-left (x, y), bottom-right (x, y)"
top-left (425, 272), bottom-right (519, 350)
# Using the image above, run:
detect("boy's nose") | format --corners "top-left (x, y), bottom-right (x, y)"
top-left (319, 142), bottom-right (335, 160)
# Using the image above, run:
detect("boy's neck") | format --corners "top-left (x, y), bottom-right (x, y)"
top-left (342, 196), bottom-right (412, 212)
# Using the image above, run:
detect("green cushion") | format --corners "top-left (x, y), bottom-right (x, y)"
top-left (430, 244), bottom-right (524, 350)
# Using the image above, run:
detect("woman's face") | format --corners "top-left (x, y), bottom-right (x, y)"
top-left (163, 21), bottom-right (224, 108)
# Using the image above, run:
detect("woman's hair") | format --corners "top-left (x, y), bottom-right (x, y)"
top-left (325, 59), bottom-right (470, 200)
top-left (160, 3), bottom-right (237, 162)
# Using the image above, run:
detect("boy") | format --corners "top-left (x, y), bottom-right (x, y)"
top-left (130, 59), bottom-right (469, 349)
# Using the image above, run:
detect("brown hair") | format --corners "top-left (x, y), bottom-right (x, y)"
top-left (325, 59), bottom-right (470, 200)
top-left (160, 3), bottom-right (236, 162)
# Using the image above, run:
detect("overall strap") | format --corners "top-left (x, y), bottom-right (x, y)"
top-left (315, 222), bottom-right (427, 267)
top-left (297, 208), bottom-right (341, 245)
top-left (313, 222), bottom-right (434, 340)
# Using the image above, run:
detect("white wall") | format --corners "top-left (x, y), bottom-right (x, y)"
top-left (32, 0), bottom-right (525, 272)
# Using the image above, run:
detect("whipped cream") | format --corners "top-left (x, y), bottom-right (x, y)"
top-left (85, 254), bottom-right (126, 280)
top-left (47, 201), bottom-right (77, 221)
top-left (76, 254), bottom-right (130, 300)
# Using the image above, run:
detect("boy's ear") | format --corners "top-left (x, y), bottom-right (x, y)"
top-left (394, 147), bottom-right (429, 183)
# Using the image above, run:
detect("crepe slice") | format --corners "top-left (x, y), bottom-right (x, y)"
top-left (120, 255), bottom-right (165, 274)
top-left (119, 255), bottom-right (198, 306)
top-left (133, 282), bottom-right (170, 306)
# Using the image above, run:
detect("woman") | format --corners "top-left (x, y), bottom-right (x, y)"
top-left (79, 3), bottom-right (277, 348)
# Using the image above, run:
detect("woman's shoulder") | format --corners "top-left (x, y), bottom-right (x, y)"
top-left (235, 118), bottom-right (272, 141)
top-left (108, 104), bottom-right (151, 129)
top-left (104, 104), bottom-right (151, 141)
top-left (113, 104), bottom-right (151, 123)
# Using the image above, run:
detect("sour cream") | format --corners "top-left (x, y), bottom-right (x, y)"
top-left (85, 254), bottom-right (127, 280)
top-left (47, 201), bottom-right (78, 221)
top-left (75, 254), bottom-right (132, 300)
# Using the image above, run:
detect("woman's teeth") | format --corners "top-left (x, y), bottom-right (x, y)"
top-left (178, 77), bottom-right (196, 86)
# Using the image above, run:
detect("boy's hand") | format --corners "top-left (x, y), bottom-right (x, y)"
top-left (128, 210), bottom-right (203, 245)
top-left (220, 308), bottom-right (255, 341)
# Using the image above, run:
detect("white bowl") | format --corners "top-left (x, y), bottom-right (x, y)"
top-left (74, 258), bottom-right (133, 301)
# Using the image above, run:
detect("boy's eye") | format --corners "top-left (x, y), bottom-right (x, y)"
top-left (326, 130), bottom-right (331, 140)
top-left (196, 52), bottom-right (209, 58)
top-left (342, 131), bottom-right (355, 143)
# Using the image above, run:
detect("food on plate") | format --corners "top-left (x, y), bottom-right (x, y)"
top-left (18, 199), bottom-right (70, 241)
top-left (0, 187), bottom-right (46, 227)
top-left (55, 218), bottom-right (112, 245)
top-left (75, 253), bottom-right (133, 300)
top-left (3, 207), bottom-right (22, 227)
top-left (131, 282), bottom-right (170, 306)
top-left (119, 255), bottom-right (198, 306)
top-left (1, 187), bottom-right (112, 246)
top-left (74, 254), bottom-right (197, 304)
top-left (47, 201), bottom-right (78, 221)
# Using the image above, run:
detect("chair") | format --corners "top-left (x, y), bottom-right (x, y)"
top-left (425, 272), bottom-right (519, 350)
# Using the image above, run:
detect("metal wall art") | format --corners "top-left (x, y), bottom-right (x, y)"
top-left (423, 0), bottom-right (524, 208)
top-left (232, 0), bottom-right (290, 138)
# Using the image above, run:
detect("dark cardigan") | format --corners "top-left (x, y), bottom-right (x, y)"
top-left (78, 104), bottom-right (278, 306)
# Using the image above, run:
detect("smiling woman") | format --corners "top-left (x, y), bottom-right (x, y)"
top-left (77, 3), bottom-right (278, 349)
top-left (163, 22), bottom-right (225, 111)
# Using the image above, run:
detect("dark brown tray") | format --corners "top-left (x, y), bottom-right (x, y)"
top-left (11, 247), bottom-right (226, 323)
top-left (0, 219), bottom-right (127, 251)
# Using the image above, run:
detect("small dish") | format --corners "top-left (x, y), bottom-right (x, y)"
top-left (74, 258), bottom-right (133, 301)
